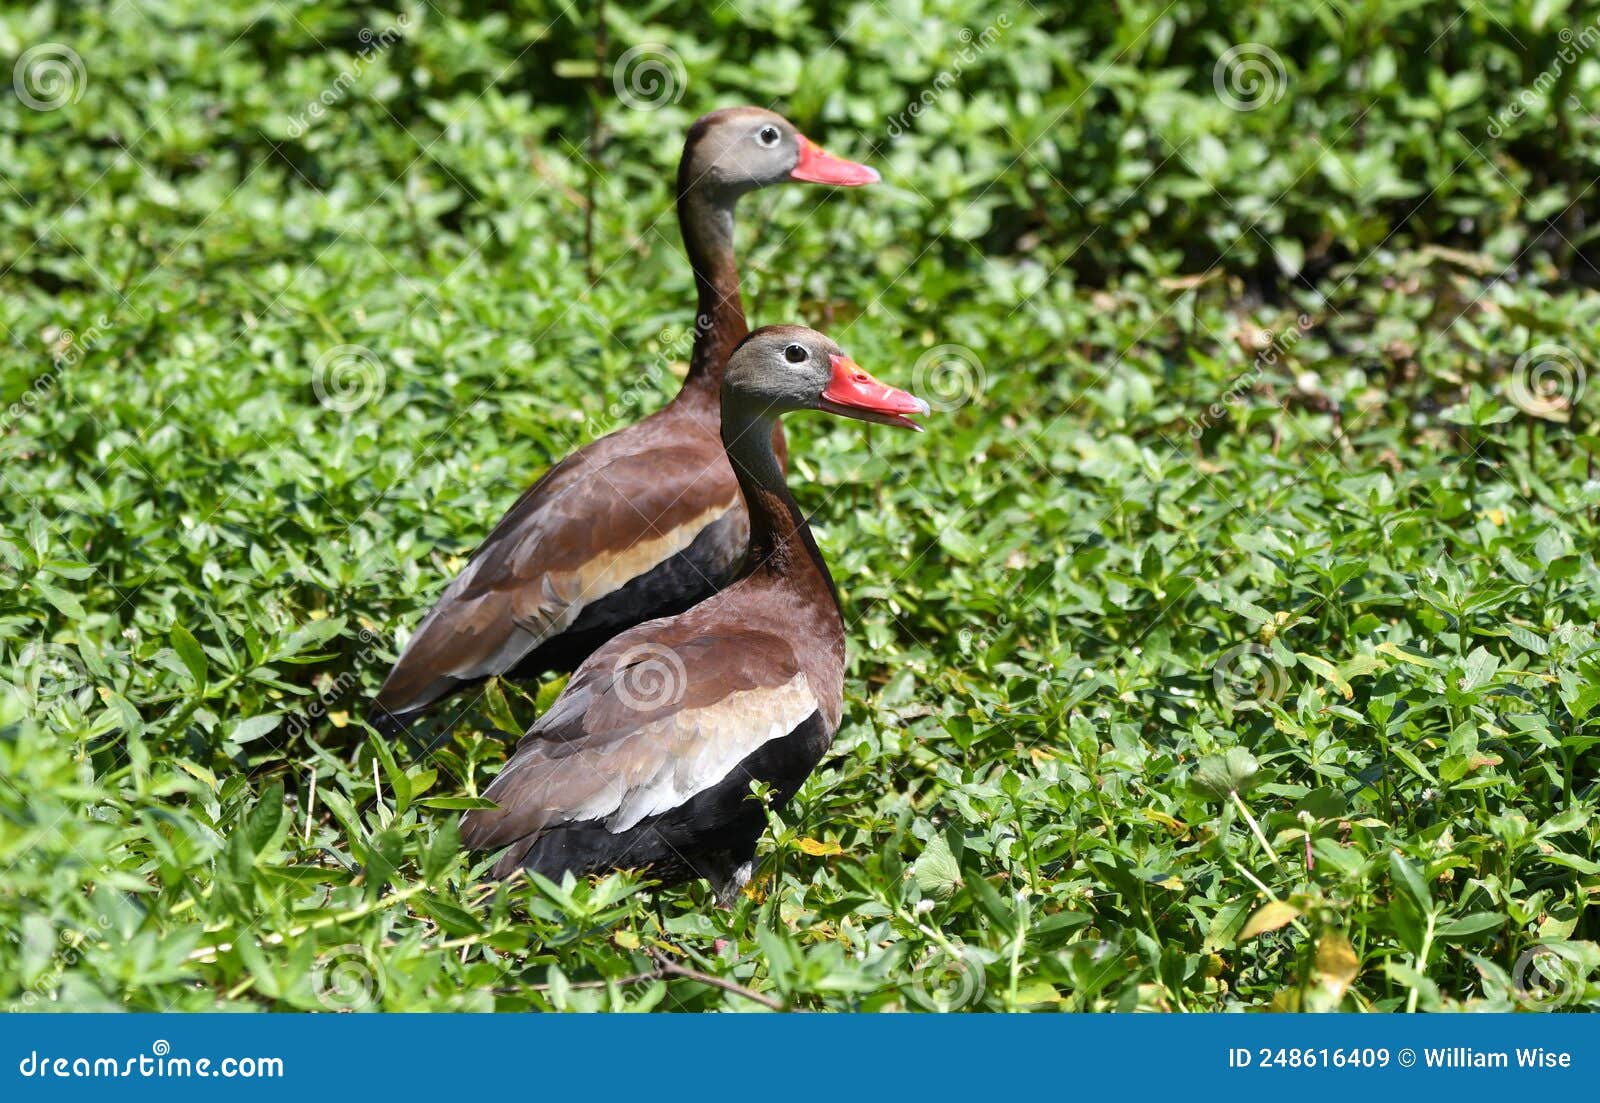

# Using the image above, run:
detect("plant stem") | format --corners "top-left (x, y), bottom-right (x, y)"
top-left (1406, 910), bottom-right (1436, 1013)
top-left (1232, 790), bottom-right (1282, 870)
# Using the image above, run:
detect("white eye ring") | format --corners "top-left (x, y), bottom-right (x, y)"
top-left (757, 125), bottom-right (781, 147)
top-left (783, 344), bottom-right (808, 364)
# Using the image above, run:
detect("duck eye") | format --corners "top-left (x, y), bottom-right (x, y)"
top-left (757, 125), bottom-right (781, 147)
top-left (783, 344), bottom-right (808, 364)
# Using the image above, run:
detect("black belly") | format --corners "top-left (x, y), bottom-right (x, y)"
top-left (520, 710), bottom-right (834, 888)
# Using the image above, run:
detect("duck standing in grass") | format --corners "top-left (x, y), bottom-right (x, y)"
top-left (460, 327), bottom-right (928, 904)
top-left (371, 109), bottom-right (878, 731)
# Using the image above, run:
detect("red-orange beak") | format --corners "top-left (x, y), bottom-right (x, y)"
top-left (818, 355), bottom-right (929, 431)
top-left (790, 135), bottom-right (880, 186)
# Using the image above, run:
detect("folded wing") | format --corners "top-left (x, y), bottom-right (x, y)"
top-left (376, 434), bottom-right (738, 716)
top-left (460, 623), bottom-right (821, 875)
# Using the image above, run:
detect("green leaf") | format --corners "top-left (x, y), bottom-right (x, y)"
top-left (417, 796), bottom-right (498, 811)
top-left (1389, 852), bottom-right (1431, 912)
top-left (416, 893), bottom-right (485, 937)
top-left (1458, 647), bottom-right (1500, 692)
top-left (31, 578), bottom-right (86, 620)
top-left (171, 624), bottom-right (208, 689)
top-left (913, 833), bottom-right (963, 900)
top-left (227, 714), bottom-right (280, 745)
top-left (481, 678), bottom-right (523, 737)
top-left (1390, 745), bottom-right (1436, 784)
top-left (1190, 748), bottom-right (1260, 800)
top-left (1436, 913), bottom-right (1503, 940)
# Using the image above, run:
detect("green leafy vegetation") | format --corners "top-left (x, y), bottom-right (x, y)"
top-left (2, 0), bottom-right (1598, 1011)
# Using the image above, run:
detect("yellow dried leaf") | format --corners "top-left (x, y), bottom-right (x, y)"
top-left (1240, 900), bottom-right (1301, 939)
top-left (1314, 929), bottom-right (1359, 1003)
top-left (328, 710), bottom-right (349, 728)
top-left (1298, 653), bottom-right (1353, 699)
top-left (796, 837), bottom-right (842, 857)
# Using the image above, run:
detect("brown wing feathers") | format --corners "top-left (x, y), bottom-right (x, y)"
top-left (458, 620), bottom-right (820, 874)
top-left (374, 422), bottom-right (739, 716)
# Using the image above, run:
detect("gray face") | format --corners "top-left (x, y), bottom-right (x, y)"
top-left (688, 110), bottom-right (801, 193)
top-left (722, 326), bottom-right (842, 415)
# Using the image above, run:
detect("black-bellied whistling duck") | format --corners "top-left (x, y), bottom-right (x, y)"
top-left (370, 108), bottom-right (878, 730)
top-left (459, 327), bottom-right (928, 903)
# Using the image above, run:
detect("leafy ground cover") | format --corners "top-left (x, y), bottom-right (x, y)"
top-left (2, 0), bottom-right (1599, 1010)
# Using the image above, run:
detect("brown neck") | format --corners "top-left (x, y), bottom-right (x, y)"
top-left (676, 185), bottom-right (747, 401)
top-left (722, 405), bottom-right (839, 607)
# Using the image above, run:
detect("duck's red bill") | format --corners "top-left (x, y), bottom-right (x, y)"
top-left (818, 355), bottom-right (929, 431)
top-left (790, 136), bottom-right (880, 186)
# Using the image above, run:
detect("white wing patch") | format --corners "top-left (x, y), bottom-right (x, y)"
top-left (492, 672), bottom-right (818, 834)
top-left (608, 672), bottom-right (818, 831)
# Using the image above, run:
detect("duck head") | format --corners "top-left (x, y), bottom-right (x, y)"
top-left (723, 325), bottom-right (928, 432)
top-left (681, 107), bottom-right (879, 194)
